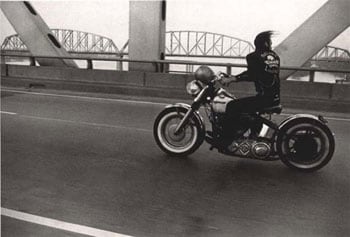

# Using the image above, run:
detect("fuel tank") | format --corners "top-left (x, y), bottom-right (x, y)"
top-left (212, 88), bottom-right (235, 113)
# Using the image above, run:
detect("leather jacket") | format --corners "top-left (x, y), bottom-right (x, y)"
top-left (236, 50), bottom-right (280, 101)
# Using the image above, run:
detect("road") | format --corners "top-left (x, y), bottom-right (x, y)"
top-left (1, 88), bottom-right (350, 237)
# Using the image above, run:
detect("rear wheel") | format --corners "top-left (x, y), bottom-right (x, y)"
top-left (153, 108), bottom-right (205, 156)
top-left (277, 119), bottom-right (335, 172)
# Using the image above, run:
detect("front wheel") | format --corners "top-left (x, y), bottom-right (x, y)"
top-left (276, 118), bottom-right (335, 172)
top-left (153, 107), bottom-right (205, 156)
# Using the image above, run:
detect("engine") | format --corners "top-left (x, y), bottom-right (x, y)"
top-left (227, 139), bottom-right (272, 160)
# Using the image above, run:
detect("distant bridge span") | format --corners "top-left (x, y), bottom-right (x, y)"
top-left (1, 29), bottom-right (254, 58)
top-left (165, 31), bottom-right (254, 58)
top-left (1, 29), bottom-right (349, 61)
top-left (1, 29), bottom-right (123, 55)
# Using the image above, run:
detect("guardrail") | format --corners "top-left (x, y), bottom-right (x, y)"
top-left (1, 52), bottom-right (349, 83)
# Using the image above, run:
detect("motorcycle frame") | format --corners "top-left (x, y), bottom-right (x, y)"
top-left (171, 79), bottom-right (331, 158)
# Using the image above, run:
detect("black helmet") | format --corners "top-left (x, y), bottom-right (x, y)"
top-left (194, 65), bottom-right (215, 84)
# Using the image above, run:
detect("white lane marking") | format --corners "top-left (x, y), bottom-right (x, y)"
top-left (2, 89), bottom-right (350, 122)
top-left (0, 111), bottom-right (17, 115)
top-left (21, 114), bottom-right (152, 133)
top-left (280, 113), bottom-right (350, 122)
top-left (326, 117), bottom-right (350, 122)
top-left (1, 207), bottom-right (133, 237)
top-left (2, 89), bottom-right (168, 106)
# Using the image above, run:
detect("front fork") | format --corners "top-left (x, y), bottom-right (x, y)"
top-left (174, 108), bottom-right (194, 135)
top-left (174, 87), bottom-right (208, 135)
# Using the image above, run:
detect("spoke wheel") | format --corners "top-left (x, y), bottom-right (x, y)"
top-left (154, 108), bottom-right (205, 156)
top-left (159, 112), bottom-right (197, 152)
top-left (277, 120), bottom-right (335, 172)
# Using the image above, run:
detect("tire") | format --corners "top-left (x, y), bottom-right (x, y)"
top-left (153, 107), bottom-right (205, 157)
top-left (276, 118), bottom-right (335, 172)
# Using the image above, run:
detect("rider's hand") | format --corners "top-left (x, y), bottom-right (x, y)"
top-left (220, 75), bottom-right (238, 86)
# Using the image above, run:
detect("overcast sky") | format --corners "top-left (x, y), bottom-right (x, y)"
top-left (0, 0), bottom-right (349, 50)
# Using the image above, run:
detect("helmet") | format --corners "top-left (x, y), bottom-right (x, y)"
top-left (194, 65), bottom-right (215, 84)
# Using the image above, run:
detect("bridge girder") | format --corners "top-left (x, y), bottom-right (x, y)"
top-left (1, 29), bottom-right (349, 61)
top-left (0, 1), bottom-right (77, 67)
top-left (312, 45), bottom-right (350, 61)
top-left (1, 29), bottom-right (121, 54)
top-left (165, 31), bottom-right (254, 58)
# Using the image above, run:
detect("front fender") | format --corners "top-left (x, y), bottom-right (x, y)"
top-left (164, 103), bottom-right (205, 132)
top-left (166, 103), bottom-right (192, 110)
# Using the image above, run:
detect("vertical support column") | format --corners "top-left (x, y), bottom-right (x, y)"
top-left (116, 55), bottom-right (123, 71)
top-left (309, 71), bottom-right (315, 82)
top-left (129, 0), bottom-right (166, 72)
top-left (274, 0), bottom-right (350, 80)
top-left (29, 57), bottom-right (36, 66)
top-left (0, 55), bottom-right (5, 65)
top-left (226, 66), bottom-right (232, 75)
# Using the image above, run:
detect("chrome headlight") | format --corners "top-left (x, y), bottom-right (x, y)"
top-left (186, 80), bottom-right (202, 96)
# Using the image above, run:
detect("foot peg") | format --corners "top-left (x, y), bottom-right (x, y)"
top-left (205, 135), bottom-right (215, 150)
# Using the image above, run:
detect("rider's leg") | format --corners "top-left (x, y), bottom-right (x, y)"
top-left (224, 96), bottom-right (275, 138)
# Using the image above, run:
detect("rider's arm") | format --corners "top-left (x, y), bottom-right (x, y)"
top-left (220, 54), bottom-right (256, 85)
top-left (236, 71), bottom-right (251, 81)
top-left (219, 73), bottom-right (237, 85)
top-left (235, 54), bottom-right (258, 82)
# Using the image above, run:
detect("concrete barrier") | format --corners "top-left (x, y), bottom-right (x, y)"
top-left (1, 64), bottom-right (7, 76)
top-left (6, 65), bottom-right (145, 86)
top-left (332, 84), bottom-right (350, 101)
top-left (69, 69), bottom-right (144, 86)
top-left (145, 72), bottom-right (189, 89)
top-left (7, 65), bottom-right (66, 79)
top-left (281, 81), bottom-right (331, 100)
top-left (1, 64), bottom-right (349, 113)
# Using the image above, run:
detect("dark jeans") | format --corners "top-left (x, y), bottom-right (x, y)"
top-left (226, 95), bottom-right (279, 116)
top-left (223, 95), bottom-right (279, 138)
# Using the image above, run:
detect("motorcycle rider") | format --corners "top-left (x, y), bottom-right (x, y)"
top-left (211, 31), bottom-right (281, 147)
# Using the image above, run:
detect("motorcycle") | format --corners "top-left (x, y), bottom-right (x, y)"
top-left (153, 66), bottom-right (335, 172)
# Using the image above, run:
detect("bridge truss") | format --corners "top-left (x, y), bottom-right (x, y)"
top-left (312, 45), bottom-right (350, 61)
top-left (165, 31), bottom-right (254, 58)
top-left (1, 29), bottom-right (349, 61)
top-left (1, 29), bottom-right (122, 55)
top-left (51, 29), bottom-right (120, 53)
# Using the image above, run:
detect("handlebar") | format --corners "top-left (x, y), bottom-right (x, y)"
top-left (213, 72), bottom-right (228, 82)
top-left (213, 71), bottom-right (239, 86)
top-left (218, 72), bottom-right (229, 78)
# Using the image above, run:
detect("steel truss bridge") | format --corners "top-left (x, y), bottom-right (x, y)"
top-left (1, 29), bottom-right (349, 62)
top-left (1, 29), bottom-right (126, 56)
top-left (165, 31), bottom-right (254, 58)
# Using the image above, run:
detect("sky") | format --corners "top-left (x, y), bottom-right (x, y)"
top-left (0, 0), bottom-right (349, 50)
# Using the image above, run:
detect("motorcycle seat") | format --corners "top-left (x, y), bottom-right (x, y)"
top-left (258, 105), bottom-right (282, 114)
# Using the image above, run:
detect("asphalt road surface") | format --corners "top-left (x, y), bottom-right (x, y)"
top-left (1, 88), bottom-right (350, 237)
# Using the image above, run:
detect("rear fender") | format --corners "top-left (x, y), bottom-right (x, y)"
top-left (278, 114), bottom-right (329, 131)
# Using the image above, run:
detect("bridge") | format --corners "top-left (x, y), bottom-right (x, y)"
top-left (2, 29), bottom-right (349, 62)
top-left (1, 1), bottom-right (350, 237)
top-left (312, 45), bottom-right (350, 62)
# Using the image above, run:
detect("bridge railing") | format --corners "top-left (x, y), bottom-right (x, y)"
top-left (1, 52), bottom-right (349, 83)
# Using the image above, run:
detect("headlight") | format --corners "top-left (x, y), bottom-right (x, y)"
top-left (186, 80), bottom-right (202, 96)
